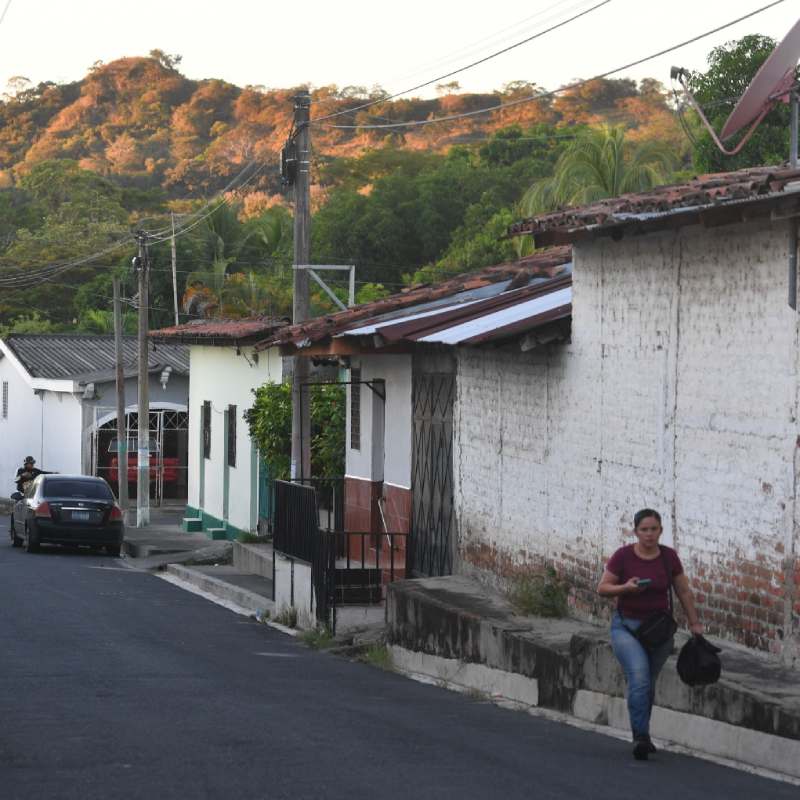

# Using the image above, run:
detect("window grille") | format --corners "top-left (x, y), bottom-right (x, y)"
top-left (227, 405), bottom-right (237, 468)
top-left (350, 368), bottom-right (361, 450)
top-left (202, 401), bottom-right (211, 459)
top-left (1, 381), bottom-right (7, 419)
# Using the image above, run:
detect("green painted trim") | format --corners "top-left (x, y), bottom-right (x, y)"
top-left (183, 505), bottom-right (247, 541)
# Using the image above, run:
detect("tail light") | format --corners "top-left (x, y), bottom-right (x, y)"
top-left (109, 505), bottom-right (124, 522)
top-left (34, 501), bottom-right (51, 519)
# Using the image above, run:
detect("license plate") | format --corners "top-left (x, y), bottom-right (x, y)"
top-left (71, 511), bottom-right (91, 521)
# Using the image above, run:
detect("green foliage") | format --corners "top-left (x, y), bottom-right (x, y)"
top-left (362, 644), bottom-right (393, 671)
top-left (508, 566), bottom-right (570, 618)
top-left (355, 282), bottom-right (391, 304)
top-left (689, 35), bottom-right (795, 172)
top-left (521, 125), bottom-right (675, 215)
top-left (301, 626), bottom-right (335, 649)
top-left (244, 381), bottom-right (346, 481)
top-left (244, 383), bottom-right (291, 481)
top-left (273, 606), bottom-right (298, 628)
top-left (0, 311), bottom-right (64, 337)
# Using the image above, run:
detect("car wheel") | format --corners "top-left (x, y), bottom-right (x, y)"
top-left (106, 543), bottom-right (122, 558)
top-left (24, 523), bottom-right (40, 553)
top-left (10, 516), bottom-right (22, 548)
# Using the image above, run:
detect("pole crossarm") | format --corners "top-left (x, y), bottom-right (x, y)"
top-left (293, 265), bottom-right (356, 309)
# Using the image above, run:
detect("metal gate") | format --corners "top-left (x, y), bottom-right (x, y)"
top-left (409, 354), bottom-right (456, 577)
top-left (94, 409), bottom-right (189, 505)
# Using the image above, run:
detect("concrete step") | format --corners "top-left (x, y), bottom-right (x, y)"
top-left (182, 517), bottom-right (203, 533)
top-left (233, 541), bottom-right (274, 577)
top-left (206, 527), bottom-right (228, 540)
top-left (165, 564), bottom-right (274, 617)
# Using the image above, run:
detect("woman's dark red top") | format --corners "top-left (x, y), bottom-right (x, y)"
top-left (606, 544), bottom-right (683, 620)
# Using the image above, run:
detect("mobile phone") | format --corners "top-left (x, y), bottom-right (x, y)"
top-left (637, 578), bottom-right (653, 588)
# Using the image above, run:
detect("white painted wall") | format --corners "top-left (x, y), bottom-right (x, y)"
top-left (0, 355), bottom-right (41, 495)
top-left (41, 391), bottom-right (82, 476)
top-left (454, 219), bottom-right (799, 657)
top-left (345, 354), bottom-right (412, 489)
top-left (187, 344), bottom-right (282, 533)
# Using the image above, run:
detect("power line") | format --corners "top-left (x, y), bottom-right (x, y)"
top-left (0, 0), bottom-right (13, 28)
top-left (315, 0), bottom-right (787, 131)
top-left (311, 0), bottom-right (613, 126)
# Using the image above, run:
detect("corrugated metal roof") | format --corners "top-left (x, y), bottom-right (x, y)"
top-left (259, 247), bottom-right (573, 352)
top-left (418, 286), bottom-right (572, 345)
top-left (3, 334), bottom-right (189, 380)
top-left (510, 166), bottom-right (800, 245)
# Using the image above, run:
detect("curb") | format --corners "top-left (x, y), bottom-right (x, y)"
top-left (165, 564), bottom-right (275, 616)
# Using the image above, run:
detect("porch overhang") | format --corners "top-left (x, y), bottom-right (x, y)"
top-left (279, 338), bottom-right (413, 357)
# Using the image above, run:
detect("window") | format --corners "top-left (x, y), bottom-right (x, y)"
top-left (202, 401), bottom-right (211, 459)
top-left (1, 381), bottom-right (7, 419)
top-left (350, 367), bottom-right (361, 450)
top-left (227, 404), bottom-right (237, 468)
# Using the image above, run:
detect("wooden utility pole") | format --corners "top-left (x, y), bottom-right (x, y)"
top-left (113, 278), bottom-right (129, 520)
top-left (171, 212), bottom-right (179, 325)
top-left (291, 91), bottom-right (311, 481)
top-left (135, 233), bottom-right (150, 526)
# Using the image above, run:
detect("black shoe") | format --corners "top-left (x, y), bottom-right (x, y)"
top-left (644, 735), bottom-right (657, 754)
top-left (632, 735), bottom-right (651, 761)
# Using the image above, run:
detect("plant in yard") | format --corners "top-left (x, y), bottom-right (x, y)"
top-left (237, 531), bottom-right (267, 544)
top-left (301, 627), bottom-right (336, 650)
top-left (508, 566), bottom-right (570, 618)
top-left (273, 605), bottom-right (298, 628)
top-left (361, 643), bottom-right (393, 671)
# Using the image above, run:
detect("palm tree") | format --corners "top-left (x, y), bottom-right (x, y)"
top-left (520, 125), bottom-right (676, 217)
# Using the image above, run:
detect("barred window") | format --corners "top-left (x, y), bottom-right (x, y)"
top-left (227, 404), bottom-right (237, 468)
top-left (202, 401), bottom-right (211, 459)
top-left (1, 381), bottom-right (7, 419)
top-left (350, 368), bottom-right (361, 451)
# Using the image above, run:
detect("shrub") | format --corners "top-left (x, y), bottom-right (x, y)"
top-left (508, 566), bottom-right (570, 618)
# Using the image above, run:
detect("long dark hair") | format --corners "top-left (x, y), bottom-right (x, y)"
top-left (633, 508), bottom-right (661, 529)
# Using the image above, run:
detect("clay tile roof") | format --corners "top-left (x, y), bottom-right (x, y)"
top-left (257, 247), bottom-right (572, 351)
top-left (150, 316), bottom-right (290, 346)
top-left (509, 165), bottom-right (800, 245)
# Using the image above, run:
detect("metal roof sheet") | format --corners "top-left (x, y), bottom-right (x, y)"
top-left (3, 334), bottom-right (189, 381)
top-left (418, 286), bottom-right (572, 345)
top-left (150, 316), bottom-right (289, 345)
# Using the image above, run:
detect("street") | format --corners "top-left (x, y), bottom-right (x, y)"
top-left (0, 518), bottom-right (795, 800)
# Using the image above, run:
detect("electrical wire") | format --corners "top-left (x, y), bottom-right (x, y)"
top-left (315, 0), bottom-right (787, 131)
top-left (311, 0), bottom-right (613, 126)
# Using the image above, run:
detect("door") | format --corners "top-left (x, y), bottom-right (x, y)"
top-left (409, 352), bottom-right (456, 577)
top-left (258, 457), bottom-right (272, 534)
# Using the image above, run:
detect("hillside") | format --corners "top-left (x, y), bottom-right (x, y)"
top-left (0, 54), bottom-right (685, 199)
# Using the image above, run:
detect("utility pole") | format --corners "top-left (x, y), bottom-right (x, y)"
top-left (171, 212), bottom-right (179, 326)
top-left (113, 278), bottom-right (129, 521)
top-left (135, 233), bottom-right (150, 526)
top-left (291, 91), bottom-right (311, 481)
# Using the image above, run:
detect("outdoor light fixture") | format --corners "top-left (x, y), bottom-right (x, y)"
top-left (159, 366), bottom-right (172, 391)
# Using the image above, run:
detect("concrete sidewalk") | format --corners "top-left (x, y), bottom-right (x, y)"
top-left (387, 575), bottom-right (800, 782)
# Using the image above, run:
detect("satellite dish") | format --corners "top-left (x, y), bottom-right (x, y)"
top-left (721, 17), bottom-right (800, 140)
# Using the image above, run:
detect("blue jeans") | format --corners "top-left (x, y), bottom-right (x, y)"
top-left (610, 613), bottom-right (674, 738)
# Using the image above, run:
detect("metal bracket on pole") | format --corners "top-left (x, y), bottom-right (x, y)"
top-left (293, 265), bottom-right (356, 310)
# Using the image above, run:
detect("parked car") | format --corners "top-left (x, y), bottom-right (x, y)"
top-left (9, 474), bottom-right (124, 556)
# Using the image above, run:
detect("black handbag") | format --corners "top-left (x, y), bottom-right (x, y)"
top-left (624, 547), bottom-right (678, 650)
top-left (677, 635), bottom-right (722, 686)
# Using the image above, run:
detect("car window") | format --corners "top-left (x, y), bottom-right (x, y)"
top-left (43, 479), bottom-right (113, 500)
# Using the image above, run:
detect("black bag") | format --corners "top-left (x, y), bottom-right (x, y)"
top-left (677, 635), bottom-right (722, 686)
top-left (624, 547), bottom-right (677, 650)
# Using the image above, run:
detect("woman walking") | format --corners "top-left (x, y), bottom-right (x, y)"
top-left (597, 508), bottom-right (703, 760)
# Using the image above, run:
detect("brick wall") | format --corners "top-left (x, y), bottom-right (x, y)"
top-left (454, 220), bottom-right (800, 660)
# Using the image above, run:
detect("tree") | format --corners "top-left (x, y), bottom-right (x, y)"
top-left (688, 34), bottom-right (796, 173)
top-left (521, 125), bottom-right (675, 215)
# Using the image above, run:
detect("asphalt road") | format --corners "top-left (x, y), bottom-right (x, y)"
top-left (0, 518), bottom-right (795, 800)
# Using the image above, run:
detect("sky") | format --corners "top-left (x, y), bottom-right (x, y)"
top-left (0, 0), bottom-right (797, 100)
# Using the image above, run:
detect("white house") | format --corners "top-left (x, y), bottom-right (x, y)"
top-left (263, 249), bottom-right (573, 579)
top-left (0, 334), bottom-right (189, 502)
top-left (150, 317), bottom-right (286, 539)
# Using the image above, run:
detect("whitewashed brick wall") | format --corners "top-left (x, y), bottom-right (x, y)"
top-left (454, 220), bottom-right (799, 658)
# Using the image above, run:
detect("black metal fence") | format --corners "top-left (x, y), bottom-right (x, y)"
top-left (273, 479), bottom-right (408, 633)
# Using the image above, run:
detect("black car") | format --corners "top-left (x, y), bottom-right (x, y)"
top-left (10, 474), bottom-right (124, 556)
